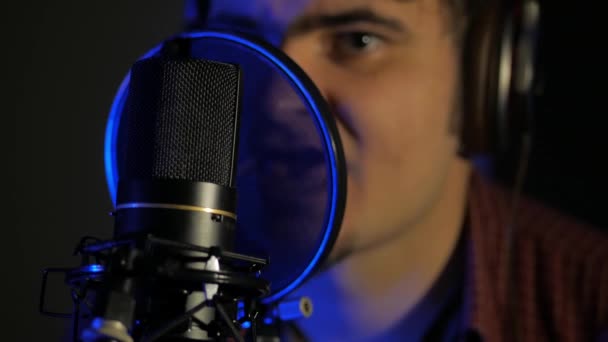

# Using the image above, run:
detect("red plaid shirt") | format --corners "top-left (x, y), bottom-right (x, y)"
top-left (277, 172), bottom-right (608, 341)
top-left (465, 173), bottom-right (608, 341)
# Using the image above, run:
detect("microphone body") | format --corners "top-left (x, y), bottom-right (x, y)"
top-left (73, 39), bottom-right (268, 342)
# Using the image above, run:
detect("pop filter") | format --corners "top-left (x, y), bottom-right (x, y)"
top-left (105, 31), bottom-right (346, 305)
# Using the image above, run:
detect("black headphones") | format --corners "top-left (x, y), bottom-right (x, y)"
top-left (461, 0), bottom-right (540, 158)
top-left (461, 3), bottom-right (541, 340)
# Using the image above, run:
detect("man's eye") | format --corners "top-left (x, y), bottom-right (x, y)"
top-left (329, 31), bottom-right (385, 57)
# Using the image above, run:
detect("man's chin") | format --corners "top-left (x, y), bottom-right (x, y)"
top-left (324, 248), bottom-right (351, 269)
top-left (321, 222), bottom-right (412, 271)
top-left (318, 222), bottom-right (362, 271)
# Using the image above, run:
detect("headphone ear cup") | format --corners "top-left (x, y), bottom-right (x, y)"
top-left (461, 0), bottom-right (540, 159)
top-left (461, 0), bottom-right (506, 157)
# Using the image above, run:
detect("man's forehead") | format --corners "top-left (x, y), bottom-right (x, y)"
top-left (208, 0), bottom-right (309, 25)
top-left (207, 0), bottom-right (398, 27)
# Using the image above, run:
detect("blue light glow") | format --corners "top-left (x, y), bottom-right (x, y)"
top-left (104, 77), bottom-right (127, 202)
top-left (263, 317), bottom-right (273, 325)
top-left (236, 300), bottom-right (245, 320)
top-left (104, 31), bottom-right (340, 304)
top-left (241, 321), bottom-right (251, 329)
top-left (84, 264), bottom-right (105, 273)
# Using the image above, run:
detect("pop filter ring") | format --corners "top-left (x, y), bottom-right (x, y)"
top-left (104, 30), bottom-right (347, 304)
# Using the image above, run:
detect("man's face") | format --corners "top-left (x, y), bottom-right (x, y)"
top-left (208, 0), bottom-right (462, 260)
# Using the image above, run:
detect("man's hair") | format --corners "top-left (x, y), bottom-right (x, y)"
top-left (441, 0), bottom-right (486, 41)
top-left (444, 0), bottom-right (485, 20)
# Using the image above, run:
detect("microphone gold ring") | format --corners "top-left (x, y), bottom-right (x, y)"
top-left (115, 203), bottom-right (237, 220)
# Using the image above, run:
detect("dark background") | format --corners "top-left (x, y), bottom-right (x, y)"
top-left (7, 1), bottom-right (606, 341)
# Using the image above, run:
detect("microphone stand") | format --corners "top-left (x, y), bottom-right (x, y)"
top-left (41, 232), bottom-right (270, 342)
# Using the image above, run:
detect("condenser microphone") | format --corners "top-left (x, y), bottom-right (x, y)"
top-left (76, 38), bottom-right (269, 342)
top-left (40, 31), bottom-right (347, 342)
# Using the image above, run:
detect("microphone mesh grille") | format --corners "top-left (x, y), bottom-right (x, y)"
top-left (119, 57), bottom-right (240, 187)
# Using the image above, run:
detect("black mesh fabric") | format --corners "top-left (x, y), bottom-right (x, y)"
top-left (119, 57), bottom-right (240, 187)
